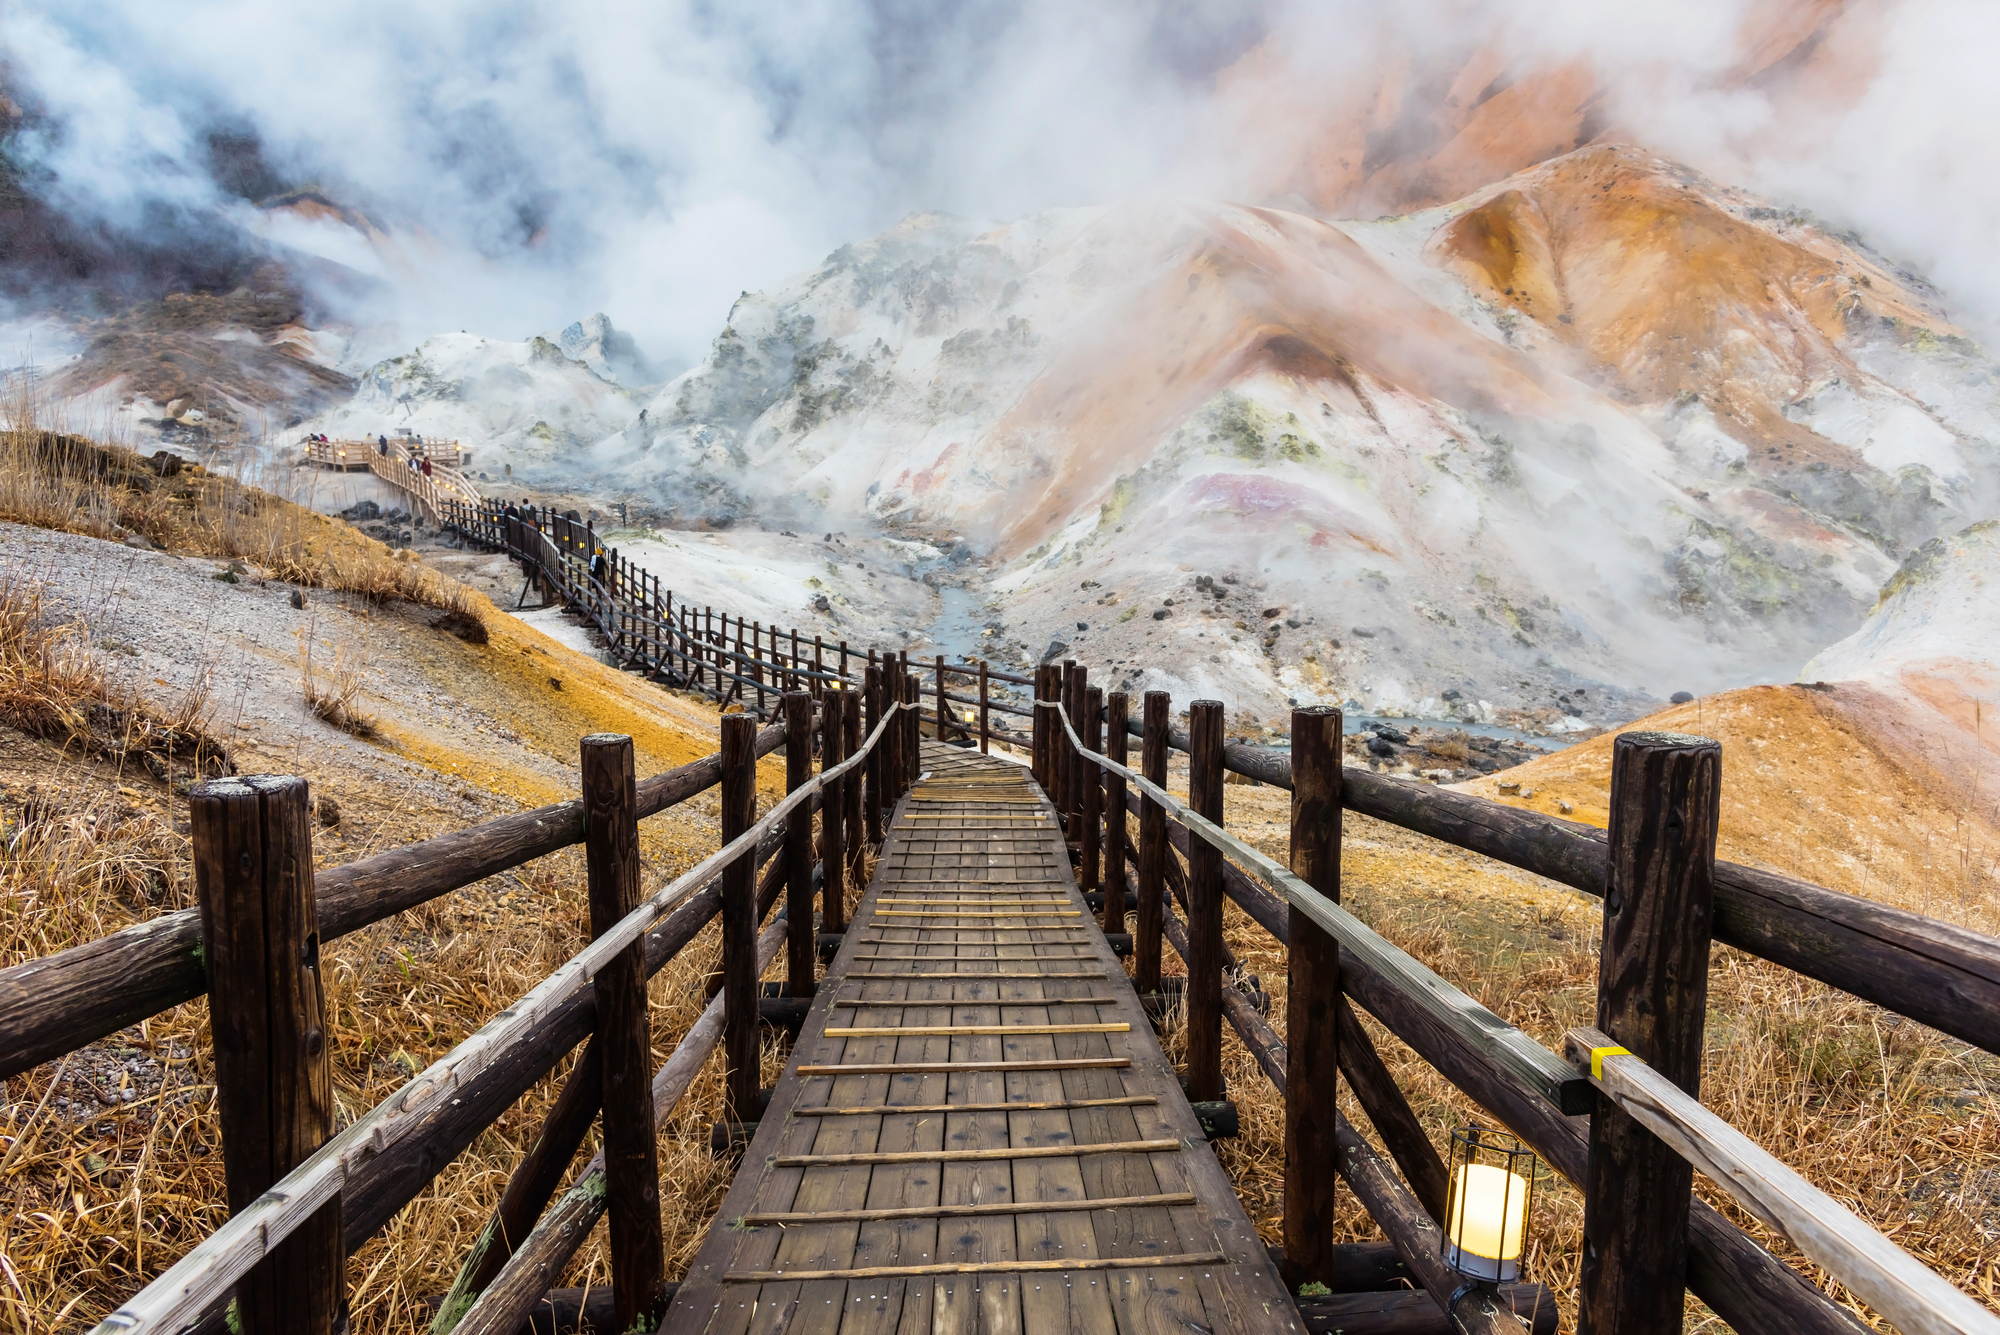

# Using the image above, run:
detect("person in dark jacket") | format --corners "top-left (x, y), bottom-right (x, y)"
top-left (378, 435), bottom-right (388, 455)
top-left (590, 548), bottom-right (608, 585)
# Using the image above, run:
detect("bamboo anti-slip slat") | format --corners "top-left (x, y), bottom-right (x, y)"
top-left (834, 970), bottom-right (1109, 980)
top-left (792, 1095), bottom-right (1158, 1115)
top-left (875, 910), bottom-right (1081, 918)
top-left (822, 1022), bottom-right (1131, 1037)
top-left (741, 1189), bottom-right (1196, 1225)
top-left (774, 1137), bottom-right (1180, 1168)
top-left (720, 1251), bottom-right (1227, 1283)
top-left (826, 996), bottom-right (1123, 1006)
top-left (797, 1057), bottom-right (1130, 1075)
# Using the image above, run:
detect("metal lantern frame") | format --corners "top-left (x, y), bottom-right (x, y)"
top-left (1442, 1122), bottom-right (1538, 1290)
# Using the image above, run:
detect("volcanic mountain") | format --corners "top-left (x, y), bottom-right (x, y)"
top-left (585, 144), bottom-right (1996, 722)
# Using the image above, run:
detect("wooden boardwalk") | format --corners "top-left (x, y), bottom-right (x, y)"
top-left (664, 743), bottom-right (1298, 1334)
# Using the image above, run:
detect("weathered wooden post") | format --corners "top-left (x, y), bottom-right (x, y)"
top-left (1283, 706), bottom-right (1343, 1288)
top-left (1104, 691), bottom-right (1129, 934)
top-left (580, 734), bottom-right (667, 1332)
top-left (784, 693), bottom-right (816, 998)
top-left (751, 620), bottom-right (766, 715)
top-left (719, 714), bottom-right (760, 1130)
top-left (1136, 690), bottom-right (1169, 993)
top-left (1185, 699), bottom-right (1226, 1102)
top-left (1081, 684), bottom-right (1103, 899)
top-left (935, 654), bottom-right (949, 743)
top-left (863, 661), bottom-right (884, 845)
top-left (813, 635), bottom-right (824, 701)
top-left (191, 775), bottom-right (342, 1335)
top-left (1031, 664), bottom-right (1052, 793)
top-left (1579, 731), bottom-right (1722, 1335)
top-left (821, 689), bottom-right (847, 936)
top-left (842, 685), bottom-right (864, 879)
top-left (905, 668), bottom-right (923, 787)
top-left (1060, 660), bottom-right (1081, 841)
top-left (978, 660), bottom-right (991, 755)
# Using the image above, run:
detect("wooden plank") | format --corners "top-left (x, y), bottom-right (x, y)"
top-left (743, 1193), bottom-right (1197, 1225)
top-left (1580, 731), bottom-right (1720, 1335)
top-left (794, 1097), bottom-right (1157, 1115)
top-left (796, 1058), bottom-right (1130, 1075)
top-left (190, 776), bottom-right (341, 1335)
top-left (724, 1253), bottom-right (1226, 1282)
top-left (826, 997), bottom-right (1124, 1008)
top-left (1568, 1027), bottom-right (2000, 1335)
top-left (580, 734), bottom-right (666, 1333)
top-left (823, 1024), bottom-right (1131, 1037)
top-left (775, 1139), bottom-right (1180, 1167)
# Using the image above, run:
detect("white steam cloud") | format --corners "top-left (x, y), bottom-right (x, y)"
top-left (4, 0), bottom-right (1998, 369)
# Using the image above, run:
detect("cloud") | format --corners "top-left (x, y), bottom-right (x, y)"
top-left (5, 0), bottom-right (1999, 370)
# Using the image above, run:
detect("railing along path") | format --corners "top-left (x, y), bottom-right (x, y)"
top-left (6, 487), bottom-right (1998, 1333)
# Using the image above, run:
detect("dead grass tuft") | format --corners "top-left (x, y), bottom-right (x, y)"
top-left (297, 627), bottom-right (377, 738)
top-left (0, 573), bottom-right (229, 785)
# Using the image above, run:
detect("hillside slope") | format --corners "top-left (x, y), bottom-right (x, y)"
top-left (587, 145), bottom-right (1996, 723)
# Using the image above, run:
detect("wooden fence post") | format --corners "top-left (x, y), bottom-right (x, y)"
top-left (1284, 705), bottom-right (1344, 1288)
top-left (1031, 664), bottom-right (1051, 793)
top-left (719, 714), bottom-right (760, 1129)
top-left (784, 693), bottom-right (816, 998)
top-left (1060, 661), bottom-right (1081, 842)
top-left (935, 654), bottom-right (948, 743)
top-left (191, 775), bottom-right (342, 1335)
top-left (1136, 690), bottom-right (1169, 993)
top-left (978, 660), bottom-right (990, 755)
top-left (1081, 685), bottom-right (1102, 899)
top-left (1104, 691), bottom-right (1128, 934)
top-left (863, 662), bottom-right (884, 845)
top-left (1186, 699), bottom-right (1226, 1102)
top-left (842, 685), bottom-right (864, 884)
top-left (905, 668), bottom-right (922, 788)
top-left (1579, 731), bottom-right (1722, 1335)
top-left (580, 734), bottom-right (667, 1333)
top-left (822, 689), bottom-right (847, 936)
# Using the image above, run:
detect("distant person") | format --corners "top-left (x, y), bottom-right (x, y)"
top-left (591, 547), bottom-right (608, 585)
top-left (378, 435), bottom-right (387, 456)
top-left (421, 458), bottom-right (433, 477)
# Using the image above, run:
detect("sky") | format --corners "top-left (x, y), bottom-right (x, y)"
top-left (5, 1), bottom-right (1999, 372)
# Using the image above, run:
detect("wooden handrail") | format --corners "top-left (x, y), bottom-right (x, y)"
top-left (1044, 698), bottom-right (1589, 1114)
top-left (0, 723), bottom-right (786, 1079)
top-left (1568, 1025), bottom-right (2000, 1335)
top-left (1114, 713), bottom-right (2000, 1059)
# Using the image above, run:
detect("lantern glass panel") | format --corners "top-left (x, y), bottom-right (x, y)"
top-left (1443, 1124), bottom-right (1536, 1284)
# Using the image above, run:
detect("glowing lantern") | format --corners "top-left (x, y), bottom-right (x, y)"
top-left (1442, 1124), bottom-right (1535, 1284)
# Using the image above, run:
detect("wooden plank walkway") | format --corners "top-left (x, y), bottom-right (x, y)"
top-left (663, 743), bottom-right (1299, 1334)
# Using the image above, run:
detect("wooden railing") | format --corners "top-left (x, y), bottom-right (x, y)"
top-left (439, 497), bottom-right (1032, 745)
top-left (301, 436), bottom-right (467, 468)
top-left (0, 661), bottom-right (943, 1334)
top-left (1032, 665), bottom-right (2000, 1335)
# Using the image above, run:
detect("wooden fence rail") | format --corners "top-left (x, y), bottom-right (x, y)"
top-left (81, 692), bottom-right (918, 1335)
top-left (1044, 679), bottom-right (1998, 1335)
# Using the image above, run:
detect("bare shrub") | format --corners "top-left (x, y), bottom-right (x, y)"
top-left (298, 628), bottom-right (376, 737)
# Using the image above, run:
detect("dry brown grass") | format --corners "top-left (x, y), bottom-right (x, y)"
top-left (297, 627), bottom-right (376, 738)
top-left (0, 737), bottom-right (808, 1334)
top-left (0, 573), bottom-right (228, 787)
top-left (1194, 777), bottom-right (2000, 1333)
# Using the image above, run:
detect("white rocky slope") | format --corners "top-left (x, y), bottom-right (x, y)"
top-left (569, 146), bottom-right (1998, 724)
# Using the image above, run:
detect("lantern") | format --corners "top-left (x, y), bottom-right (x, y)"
top-left (1442, 1124), bottom-right (1535, 1284)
